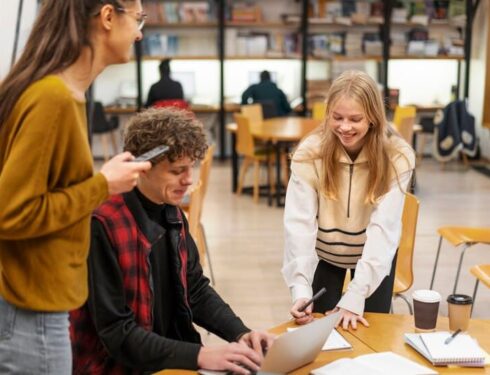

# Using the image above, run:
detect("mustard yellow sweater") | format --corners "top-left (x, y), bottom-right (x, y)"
top-left (0, 75), bottom-right (108, 311)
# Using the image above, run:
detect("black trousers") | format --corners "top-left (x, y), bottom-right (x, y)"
top-left (312, 253), bottom-right (398, 314)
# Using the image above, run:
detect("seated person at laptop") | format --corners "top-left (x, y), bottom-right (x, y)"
top-left (241, 70), bottom-right (292, 117)
top-left (145, 58), bottom-right (185, 107)
top-left (70, 108), bottom-right (273, 375)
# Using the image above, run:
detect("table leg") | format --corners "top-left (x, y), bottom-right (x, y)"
top-left (276, 142), bottom-right (282, 207)
top-left (231, 132), bottom-right (238, 193)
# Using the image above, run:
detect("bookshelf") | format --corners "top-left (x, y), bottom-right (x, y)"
top-left (124, 0), bottom-right (479, 159)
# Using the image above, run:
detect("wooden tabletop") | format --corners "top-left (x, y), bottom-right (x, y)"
top-left (156, 313), bottom-right (490, 374)
top-left (226, 117), bottom-right (321, 142)
top-left (351, 313), bottom-right (490, 374)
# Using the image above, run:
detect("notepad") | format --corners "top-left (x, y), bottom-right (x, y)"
top-left (286, 327), bottom-right (352, 351)
top-left (404, 332), bottom-right (485, 367)
top-left (311, 351), bottom-right (437, 375)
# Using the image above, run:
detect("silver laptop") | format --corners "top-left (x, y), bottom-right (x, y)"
top-left (259, 311), bottom-right (340, 373)
top-left (199, 311), bottom-right (341, 375)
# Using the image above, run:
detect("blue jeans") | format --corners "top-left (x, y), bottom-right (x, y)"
top-left (0, 296), bottom-right (72, 374)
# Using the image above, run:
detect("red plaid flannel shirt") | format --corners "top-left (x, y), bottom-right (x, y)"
top-left (70, 194), bottom-right (189, 374)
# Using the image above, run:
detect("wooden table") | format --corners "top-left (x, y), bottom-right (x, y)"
top-left (351, 313), bottom-right (490, 374)
top-left (226, 117), bottom-right (321, 206)
top-left (157, 313), bottom-right (490, 374)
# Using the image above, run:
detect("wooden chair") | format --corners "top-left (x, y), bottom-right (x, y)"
top-left (392, 193), bottom-right (419, 314)
top-left (469, 264), bottom-right (490, 316)
top-left (187, 180), bottom-right (215, 284)
top-left (343, 193), bottom-right (420, 314)
top-left (430, 227), bottom-right (490, 294)
top-left (312, 101), bottom-right (327, 121)
top-left (182, 145), bottom-right (216, 284)
top-left (392, 106), bottom-right (417, 144)
top-left (234, 113), bottom-right (275, 203)
top-left (241, 104), bottom-right (263, 125)
top-left (393, 105), bottom-right (416, 129)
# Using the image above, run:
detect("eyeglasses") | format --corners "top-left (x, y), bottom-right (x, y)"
top-left (116, 7), bottom-right (148, 31)
top-left (94, 1), bottom-right (147, 31)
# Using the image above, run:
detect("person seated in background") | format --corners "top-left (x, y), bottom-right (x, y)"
top-left (145, 58), bottom-right (185, 107)
top-left (70, 108), bottom-right (273, 375)
top-left (241, 70), bottom-right (292, 117)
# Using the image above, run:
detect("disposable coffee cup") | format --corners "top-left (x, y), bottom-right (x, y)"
top-left (412, 289), bottom-right (441, 332)
top-left (447, 294), bottom-right (473, 332)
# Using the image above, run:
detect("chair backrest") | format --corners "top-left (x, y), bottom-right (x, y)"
top-left (393, 106), bottom-right (416, 128)
top-left (234, 113), bottom-right (255, 158)
top-left (394, 193), bottom-right (420, 294)
top-left (241, 104), bottom-right (263, 124)
top-left (396, 116), bottom-right (416, 144)
top-left (91, 101), bottom-right (119, 133)
top-left (199, 144), bottom-right (215, 217)
top-left (342, 193), bottom-right (419, 295)
top-left (187, 180), bottom-right (203, 256)
top-left (312, 101), bottom-right (327, 121)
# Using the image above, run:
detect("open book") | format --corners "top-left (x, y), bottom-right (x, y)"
top-left (311, 351), bottom-right (437, 375)
top-left (404, 332), bottom-right (485, 367)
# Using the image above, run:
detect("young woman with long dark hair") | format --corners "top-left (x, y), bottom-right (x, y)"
top-left (0, 1), bottom-right (151, 372)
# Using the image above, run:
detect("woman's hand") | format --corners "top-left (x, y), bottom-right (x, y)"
top-left (326, 307), bottom-right (369, 330)
top-left (290, 298), bottom-right (314, 325)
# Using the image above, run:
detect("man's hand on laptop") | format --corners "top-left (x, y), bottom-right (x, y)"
top-left (238, 330), bottom-right (275, 360)
top-left (327, 307), bottom-right (369, 331)
top-left (197, 342), bottom-right (261, 375)
top-left (290, 298), bottom-right (314, 325)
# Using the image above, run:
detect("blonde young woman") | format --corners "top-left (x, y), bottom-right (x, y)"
top-left (283, 70), bottom-right (415, 330)
top-left (0, 1), bottom-right (151, 373)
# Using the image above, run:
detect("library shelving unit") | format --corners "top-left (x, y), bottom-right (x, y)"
top-left (128, 0), bottom-right (481, 159)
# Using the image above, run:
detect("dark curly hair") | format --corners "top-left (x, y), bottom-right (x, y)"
top-left (123, 107), bottom-right (208, 163)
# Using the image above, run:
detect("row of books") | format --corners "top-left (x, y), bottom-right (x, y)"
top-left (226, 2), bottom-right (262, 23)
top-left (144, 1), bottom-right (216, 25)
top-left (391, 29), bottom-right (464, 57)
top-left (225, 29), bottom-right (300, 58)
top-left (142, 33), bottom-right (217, 57)
top-left (392, 0), bottom-right (466, 26)
top-left (308, 0), bottom-right (384, 25)
top-left (309, 31), bottom-right (383, 57)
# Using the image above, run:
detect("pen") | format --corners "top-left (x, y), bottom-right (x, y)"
top-left (298, 287), bottom-right (327, 312)
top-left (444, 329), bottom-right (462, 345)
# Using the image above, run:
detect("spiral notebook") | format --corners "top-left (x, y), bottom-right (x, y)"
top-left (404, 332), bottom-right (485, 367)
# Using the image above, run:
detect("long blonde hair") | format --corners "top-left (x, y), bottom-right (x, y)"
top-left (320, 70), bottom-right (395, 204)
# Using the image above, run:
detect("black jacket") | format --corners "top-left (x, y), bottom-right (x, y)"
top-left (241, 80), bottom-right (292, 116)
top-left (71, 190), bottom-right (249, 374)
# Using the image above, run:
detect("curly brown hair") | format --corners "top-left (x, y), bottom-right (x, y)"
top-left (123, 107), bottom-right (208, 163)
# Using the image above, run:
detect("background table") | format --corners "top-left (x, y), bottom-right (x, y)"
top-left (227, 117), bottom-right (321, 205)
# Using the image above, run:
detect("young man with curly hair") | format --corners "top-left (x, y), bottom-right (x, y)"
top-left (70, 108), bottom-right (273, 375)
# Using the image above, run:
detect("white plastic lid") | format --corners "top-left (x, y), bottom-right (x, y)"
top-left (412, 289), bottom-right (441, 303)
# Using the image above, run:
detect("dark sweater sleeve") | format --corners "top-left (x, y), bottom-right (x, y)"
top-left (241, 85), bottom-right (255, 104)
top-left (145, 86), bottom-right (155, 108)
top-left (87, 219), bottom-right (201, 372)
top-left (279, 89), bottom-right (292, 114)
top-left (184, 222), bottom-right (250, 342)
